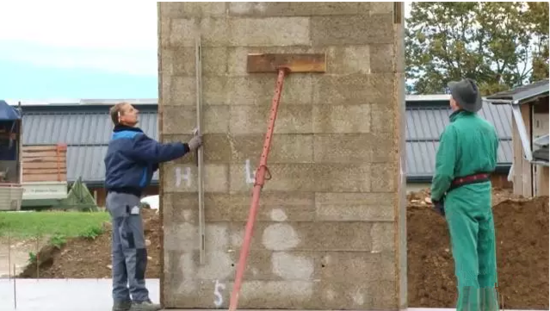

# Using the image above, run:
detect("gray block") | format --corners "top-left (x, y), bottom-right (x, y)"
top-left (160, 2), bottom-right (227, 18)
top-left (371, 162), bottom-right (397, 192)
top-left (228, 17), bottom-right (310, 46)
top-left (313, 163), bottom-right (371, 192)
top-left (229, 105), bottom-right (313, 134)
top-left (162, 192), bottom-right (316, 223)
top-left (311, 74), bottom-right (371, 105)
top-left (371, 102), bottom-right (396, 133)
top-left (169, 18), bottom-right (198, 47)
top-left (229, 163), bottom-right (315, 193)
top-left (162, 162), bottom-right (229, 193)
top-left (228, 134), bottom-right (314, 163)
top-left (228, 2), bottom-right (371, 17)
top-left (169, 76), bottom-right (196, 106)
top-left (161, 105), bottom-right (230, 134)
top-left (311, 14), bottom-right (394, 46)
top-left (312, 104), bottom-right (371, 133)
top-left (370, 44), bottom-right (394, 73)
top-left (229, 221), bottom-right (374, 252)
top-left (315, 192), bottom-right (395, 221)
top-left (313, 133), bottom-right (393, 163)
top-left (326, 45), bottom-right (371, 75)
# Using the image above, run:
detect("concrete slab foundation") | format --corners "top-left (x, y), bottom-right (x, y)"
top-left (0, 279), bottom-right (545, 311)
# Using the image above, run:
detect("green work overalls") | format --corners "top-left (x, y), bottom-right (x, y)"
top-left (431, 110), bottom-right (500, 311)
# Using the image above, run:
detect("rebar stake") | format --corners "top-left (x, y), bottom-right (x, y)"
top-left (13, 264), bottom-right (17, 309)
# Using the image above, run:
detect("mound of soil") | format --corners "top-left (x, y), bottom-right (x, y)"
top-left (18, 189), bottom-right (549, 309)
top-left (408, 188), bottom-right (549, 309)
top-left (19, 208), bottom-right (161, 279)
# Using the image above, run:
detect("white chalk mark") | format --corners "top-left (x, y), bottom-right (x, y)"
top-left (270, 208), bottom-right (288, 222)
top-left (213, 279), bottom-right (226, 308)
top-left (262, 223), bottom-right (300, 251)
top-left (244, 159), bottom-right (255, 184)
top-left (175, 167), bottom-right (192, 187)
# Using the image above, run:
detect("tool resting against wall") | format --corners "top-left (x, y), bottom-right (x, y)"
top-left (228, 52), bottom-right (327, 311)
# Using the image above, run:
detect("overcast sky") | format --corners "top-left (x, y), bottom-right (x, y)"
top-left (0, 1), bottom-right (411, 100)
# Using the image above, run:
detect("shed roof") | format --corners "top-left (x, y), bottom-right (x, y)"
top-left (17, 100), bottom-right (513, 185)
top-left (485, 79), bottom-right (549, 104)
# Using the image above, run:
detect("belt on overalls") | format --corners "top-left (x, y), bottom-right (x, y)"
top-left (448, 172), bottom-right (491, 193)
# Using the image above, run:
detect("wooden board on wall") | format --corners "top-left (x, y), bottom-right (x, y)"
top-left (22, 144), bottom-right (68, 182)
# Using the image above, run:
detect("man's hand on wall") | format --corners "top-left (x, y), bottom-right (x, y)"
top-left (188, 134), bottom-right (203, 151)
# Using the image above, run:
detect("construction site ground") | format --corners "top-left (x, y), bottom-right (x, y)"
top-left (1, 188), bottom-right (548, 309)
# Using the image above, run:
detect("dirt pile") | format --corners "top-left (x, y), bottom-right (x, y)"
top-left (408, 188), bottom-right (549, 309)
top-left (19, 208), bottom-right (161, 279)
top-left (17, 189), bottom-right (549, 309)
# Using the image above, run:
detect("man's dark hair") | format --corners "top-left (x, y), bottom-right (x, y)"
top-left (109, 102), bottom-right (128, 126)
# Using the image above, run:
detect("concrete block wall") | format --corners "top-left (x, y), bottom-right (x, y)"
top-left (157, 2), bottom-right (407, 309)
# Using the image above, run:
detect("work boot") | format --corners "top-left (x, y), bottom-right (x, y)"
top-left (130, 299), bottom-right (162, 311)
top-left (112, 300), bottom-right (132, 311)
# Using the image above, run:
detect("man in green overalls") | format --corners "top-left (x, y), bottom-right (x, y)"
top-left (431, 78), bottom-right (500, 311)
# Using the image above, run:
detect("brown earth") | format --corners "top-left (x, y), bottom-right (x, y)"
top-left (17, 189), bottom-right (549, 309)
top-left (19, 208), bottom-right (161, 279)
top-left (407, 188), bottom-right (549, 309)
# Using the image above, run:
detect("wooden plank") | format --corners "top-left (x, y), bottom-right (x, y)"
top-left (23, 149), bottom-right (67, 155)
top-left (512, 111), bottom-right (523, 195)
top-left (22, 162), bottom-right (67, 169)
top-left (23, 169), bottom-right (67, 175)
top-left (246, 53), bottom-right (326, 73)
top-left (22, 145), bottom-right (66, 152)
top-left (22, 151), bottom-right (64, 158)
top-left (23, 174), bottom-right (67, 182)
top-left (521, 104), bottom-right (533, 197)
top-left (23, 157), bottom-right (66, 163)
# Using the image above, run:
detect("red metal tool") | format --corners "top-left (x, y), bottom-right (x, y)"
top-left (228, 67), bottom-right (287, 311)
top-left (227, 53), bottom-right (326, 311)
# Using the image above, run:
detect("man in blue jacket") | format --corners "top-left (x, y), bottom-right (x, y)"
top-left (104, 102), bottom-right (202, 311)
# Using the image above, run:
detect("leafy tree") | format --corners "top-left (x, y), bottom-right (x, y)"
top-left (526, 1), bottom-right (549, 82)
top-left (406, 2), bottom-right (549, 95)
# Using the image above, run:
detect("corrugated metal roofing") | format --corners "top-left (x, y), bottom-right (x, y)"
top-left (485, 79), bottom-right (549, 103)
top-left (17, 101), bottom-right (513, 184)
top-left (22, 109), bottom-right (158, 145)
top-left (406, 102), bottom-right (513, 179)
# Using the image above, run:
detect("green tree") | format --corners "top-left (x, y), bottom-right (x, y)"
top-left (526, 2), bottom-right (549, 82)
top-left (406, 2), bottom-right (549, 95)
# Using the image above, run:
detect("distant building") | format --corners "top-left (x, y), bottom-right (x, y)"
top-left (13, 96), bottom-right (514, 206)
top-left (485, 79), bottom-right (549, 197)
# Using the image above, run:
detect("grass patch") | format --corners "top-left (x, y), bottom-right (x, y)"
top-left (0, 211), bottom-right (110, 239)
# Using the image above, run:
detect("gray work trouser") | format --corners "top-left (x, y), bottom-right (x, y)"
top-left (106, 192), bottom-right (149, 303)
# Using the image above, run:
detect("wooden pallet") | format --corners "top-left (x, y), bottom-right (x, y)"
top-left (21, 144), bottom-right (67, 182)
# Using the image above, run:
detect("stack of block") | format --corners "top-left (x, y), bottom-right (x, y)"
top-left (158, 2), bottom-right (407, 309)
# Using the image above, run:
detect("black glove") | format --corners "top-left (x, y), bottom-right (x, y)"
top-left (432, 197), bottom-right (445, 217)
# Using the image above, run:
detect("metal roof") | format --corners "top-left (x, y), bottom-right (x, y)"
top-left (17, 100), bottom-right (513, 185)
top-left (406, 101), bottom-right (513, 181)
top-left (484, 79), bottom-right (549, 104)
top-left (4, 98), bottom-right (158, 107)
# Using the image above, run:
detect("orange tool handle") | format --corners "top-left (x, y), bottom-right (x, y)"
top-left (228, 68), bottom-right (288, 311)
